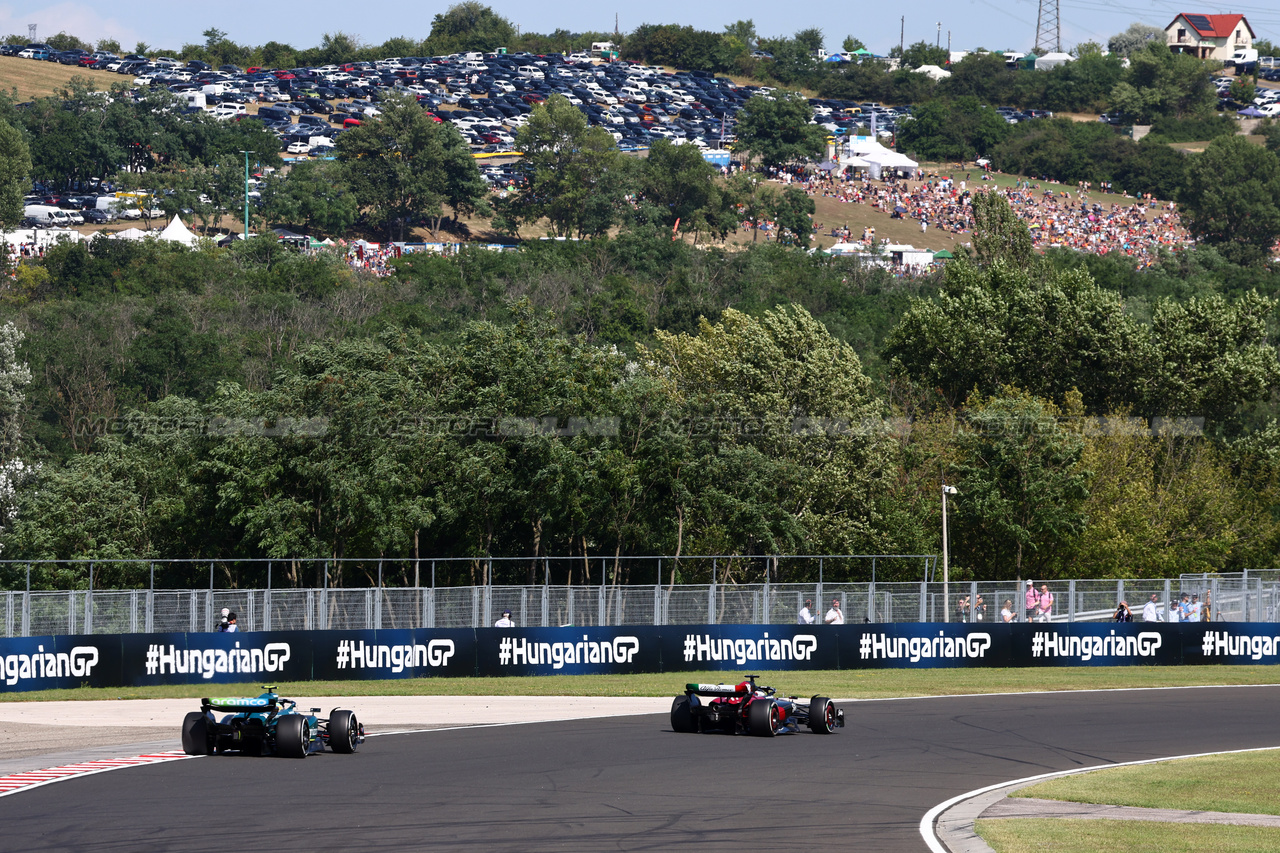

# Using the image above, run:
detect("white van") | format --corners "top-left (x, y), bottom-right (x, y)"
top-left (23, 205), bottom-right (72, 227)
top-left (620, 86), bottom-right (647, 103)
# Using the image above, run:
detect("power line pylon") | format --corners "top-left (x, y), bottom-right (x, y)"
top-left (1034, 0), bottom-right (1060, 53)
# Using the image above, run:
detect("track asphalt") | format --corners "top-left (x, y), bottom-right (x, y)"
top-left (1, 685), bottom-right (1277, 852)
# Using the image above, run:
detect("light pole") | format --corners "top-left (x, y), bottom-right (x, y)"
top-left (942, 483), bottom-right (957, 621)
top-left (239, 150), bottom-right (251, 239)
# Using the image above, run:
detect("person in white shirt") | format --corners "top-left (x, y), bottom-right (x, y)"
top-left (1000, 600), bottom-right (1014, 623)
top-left (494, 610), bottom-right (515, 628)
top-left (224, 612), bottom-right (239, 633)
top-left (824, 599), bottom-right (844, 625)
top-left (1141, 593), bottom-right (1163, 622)
top-left (1188, 595), bottom-right (1202, 621)
top-left (797, 599), bottom-right (814, 625)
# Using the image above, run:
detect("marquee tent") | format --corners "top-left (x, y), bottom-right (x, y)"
top-left (158, 216), bottom-right (199, 247)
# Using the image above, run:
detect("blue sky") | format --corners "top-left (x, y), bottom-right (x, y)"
top-left (4, 0), bottom-right (1278, 57)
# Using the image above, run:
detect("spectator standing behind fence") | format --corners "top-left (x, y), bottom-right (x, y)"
top-left (1177, 593), bottom-right (1191, 621)
top-left (973, 595), bottom-right (987, 621)
top-left (494, 610), bottom-right (515, 627)
top-left (1203, 591), bottom-right (1212, 621)
top-left (825, 599), bottom-right (845, 624)
top-left (956, 595), bottom-right (970, 622)
top-left (1000, 600), bottom-right (1014, 623)
top-left (1141, 593), bottom-right (1163, 622)
top-left (1189, 594), bottom-right (1202, 621)
top-left (797, 599), bottom-right (814, 625)
top-left (224, 612), bottom-right (239, 633)
top-left (1036, 585), bottom-right (1054, 622)
top-left (1025, 581), bottom-right (1038, 622)
top-left (1113, 601), bottom-right (1133, 622)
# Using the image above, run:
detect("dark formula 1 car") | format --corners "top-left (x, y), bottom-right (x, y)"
top-left (670, 675), bottom-right (844, 737)
top-left (181, 687), bottom-right (364, 758)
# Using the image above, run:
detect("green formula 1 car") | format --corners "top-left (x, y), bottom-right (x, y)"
top-left (181, 686), bottom-right (363, 758)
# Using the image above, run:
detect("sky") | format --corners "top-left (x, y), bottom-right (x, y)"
top-left (2, 0), bottom-right (1278, 58)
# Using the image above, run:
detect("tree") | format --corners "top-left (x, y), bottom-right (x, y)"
top-left (263, 160), bottom-right (358, 236)
top-left (96, 38), bottom-right (121, 54)
top-left (1109, 42), bottom-right (1217, 122)
top-left (900, 40), bottom-right (948, 70)
top-left (1107, 23), bottom-right (1165, 57)
top-left (771, 186), bottom-right (815, 247)
top-left (952, 389), bottom-right (1089, 579)
top-left (1180, 136), bottom-right (1280, 265)
top-left (724, 20), bottom-right (758, 49)
top-left (636, 140), bottom-right (735, 241)
top-left (505, 94), bottom-right (633, 238)
top-left (842, 36), bottom-right (866, 53)
top-left (0, 120), bottom-right (31, 240)
top-left (793, 28), bottom-right (824, 55)
top-left (425, 2), bottom-right (517, 54)
top-left (733, 93), bottom-right (827, 168)
top-left (337, 93), bottom-right (487, 239)
top-left (895, 98), bottom-right (1010, 161)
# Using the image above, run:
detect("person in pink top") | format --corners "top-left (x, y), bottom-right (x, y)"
top-left (1024, 580), bottom-right (1037, 623)
top-left (1037, 585), bottom-right (1055, 622)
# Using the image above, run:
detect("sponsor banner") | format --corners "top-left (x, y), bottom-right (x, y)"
top-left (1010, 623), bottom-right (1180, 667)
top-left (840, 624), bottom-right (1007, 669)
top-left (7, 623), bottom-right (1280, 691)
top-left (1183, 625), bottom-right (1280, 665)
top-left (120, 632), bottom-right (313, 686)
top-left (477, 627), bottom-right (659, 676)
top-left (0, 634), bottom-right (118, 691)
top-left (662, 625), bottom-right (838, 671)
top-left (312, 630), bottom-right (475, 679)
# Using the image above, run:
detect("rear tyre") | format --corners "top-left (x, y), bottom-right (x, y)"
top-left (181, 712), bottom-right (211, 755)
top-left (747, 699), bottom-right (779, 737)
top-left (808, 696), bottom-right (835, 734)
top-left (276, 714), bottom-right (309, 758)
top-left (671, 695), bottom-right (696, 733)
top-left (329, 709), bottom-right (358, 754)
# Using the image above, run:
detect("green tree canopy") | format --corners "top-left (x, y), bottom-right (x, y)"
top-left (734, 93), bottom-right (827, 168)
top-left (425, 2), bottom-right (517, 54)
top-left (1179, 136), bottom-right (1280, 265)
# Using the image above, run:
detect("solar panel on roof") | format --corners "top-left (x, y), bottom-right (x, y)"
top-left (1185, 14), bottom-right (1213, 32)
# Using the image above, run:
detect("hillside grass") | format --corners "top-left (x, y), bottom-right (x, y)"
top-left (0, 56), bottom-right (120, 100)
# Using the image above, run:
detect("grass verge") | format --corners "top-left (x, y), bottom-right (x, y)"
top-left (1012, 752), bottom-right (1280, 815)
top-left (976, 819), bottom-right (1280, 853)
top-left (3, 664), bottom-right (1278, 702)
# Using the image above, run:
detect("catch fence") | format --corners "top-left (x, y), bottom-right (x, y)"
top-left (0, 555), bottom-right (1274, 636)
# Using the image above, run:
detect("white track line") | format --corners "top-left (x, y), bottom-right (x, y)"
top-left (919, 745), bottom-right (1280, 852)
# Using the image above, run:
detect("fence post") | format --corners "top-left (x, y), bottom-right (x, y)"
top-left (374, 559), bottom-right (383, 630)
top-left (709, 558), bottom-right (717, 625)
top-left (21, 588), bottom-right (29, 637)
top-left (1243, 570), bottom-right (1250, 621)
top-left (1068, 579), bottom-right (1076, 623)
top-left (653, 583), bottom-right (661, 627)
top-left (1164, 578), bottom-right (1172, 621)
top-left (919, 581), bottom-right (926, 623)
top-left (86, 561), bottom-right (94, 634)
top-left (264, 562), bottom-right (272, 632)
top-left (597, 581), bottom-right (605, 627)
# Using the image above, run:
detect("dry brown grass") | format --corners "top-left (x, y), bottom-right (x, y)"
top-left (0, 55), bottom-right (121, 101)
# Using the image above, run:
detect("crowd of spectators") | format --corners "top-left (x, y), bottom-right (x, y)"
top-left (785, 166), bottom-right (1193, 266)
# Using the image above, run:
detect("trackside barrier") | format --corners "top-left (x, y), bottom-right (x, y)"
top-left (3, 623), bottom-right (1279, 692)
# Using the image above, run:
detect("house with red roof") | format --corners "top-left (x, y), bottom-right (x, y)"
top-left (1164, 13), bottom-right (1254, 61)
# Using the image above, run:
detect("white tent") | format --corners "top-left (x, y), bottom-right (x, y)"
top-left (159, 216), bottom-right (199, 247)
top-left (1035, 52), bottom-right (1074, 70)
top-left (913, 64), bottom-right (952, 80)
top-left (109, 227), bottom-right (149, 242)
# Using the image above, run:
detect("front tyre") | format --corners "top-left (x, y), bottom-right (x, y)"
top-left (181, 711), bottom-right (211, 755)
top-left (276, 714), bottom-right (309, 758)
top-left (747, 698), bottom-right (780, 737)
top-left (671, 695), bottom-right (697, 733)
top-left (808, 696), bottom-right (836, 734)
top-left (329, 709), bottom-right (359, 754)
